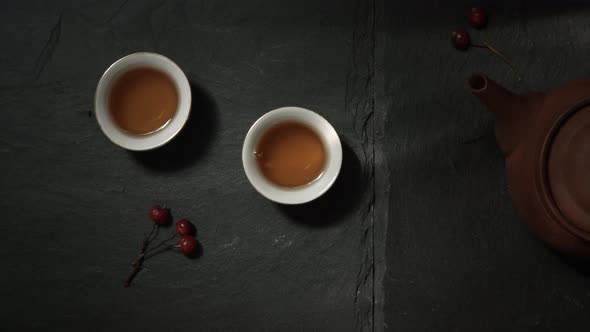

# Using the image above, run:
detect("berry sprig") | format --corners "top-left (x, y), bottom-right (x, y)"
top-left (451, 6), bottom-right (521, 81)
top-left (124, 205), bottom-right (200, 287)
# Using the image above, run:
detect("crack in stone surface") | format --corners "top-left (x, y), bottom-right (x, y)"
top-left (347, 0), bottom-right (377, 331)
top-left (105, 0), bottom-right (130, 23)
top-left (32, 13), bottom-right (63, 82)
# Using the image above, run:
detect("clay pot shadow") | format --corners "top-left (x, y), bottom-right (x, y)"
top-left (550, 249), bottom-right (590, 278)
top-left (130, 81), bottom-right (218, 172)
top-left (277, 140), bottom-right (369, 227)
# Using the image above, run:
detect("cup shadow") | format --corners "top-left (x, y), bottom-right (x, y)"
top-left (277, 140), bottom-right (370, 227)
top-left (130, 81), bottom-right (218, 172)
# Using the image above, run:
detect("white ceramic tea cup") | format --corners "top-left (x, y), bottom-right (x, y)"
top-left (242, 106), bottom-right (343, 205)
top-left (94, 52), bottom-right (191, 151)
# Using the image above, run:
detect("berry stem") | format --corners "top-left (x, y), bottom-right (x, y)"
top-left (131, 232), bottom-right (178, 266)
top-left (149, 224), bottom-right (159, 242)
top-left (473, 42), bottom-right (522, 81)
top-left (143, 244), bottom-right (175, 261)
top-left (124, 233), bottom-right (152, 287)
top-left (124, 224), bottom-right (161, 287)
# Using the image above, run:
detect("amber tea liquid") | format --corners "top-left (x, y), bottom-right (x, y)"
top-left (109, 68), bottom-right (178, 135)
top-left (255, 121), bottom-right (326, 187)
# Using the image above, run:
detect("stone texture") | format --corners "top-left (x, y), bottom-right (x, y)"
top-left (2, 1), bottom-right (590, 331)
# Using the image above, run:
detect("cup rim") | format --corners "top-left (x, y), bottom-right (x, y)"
top-left (242, 106), bottom-right (343, 205)
top-left (94, 52), bottom-right (192, 151)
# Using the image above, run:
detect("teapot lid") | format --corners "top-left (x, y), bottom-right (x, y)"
top-left (547, 104), bottom-right (590, 237)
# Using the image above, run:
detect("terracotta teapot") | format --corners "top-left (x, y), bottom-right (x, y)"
top-left (468, 73), bottom-right (590, 257)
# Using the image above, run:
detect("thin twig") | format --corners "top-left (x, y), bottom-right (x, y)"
top-left (131, 232), bottom-right (178, 266)
top-left (124, 224), bottom-right (160, 287)
top-left (143, 245), bottom-right (177, 260)
top-left (148, 223), bottom-right (159, 243)
top-left (124, 236), bottom-right (151, 287)
top-left (474, 42), bottom-right (522, 81)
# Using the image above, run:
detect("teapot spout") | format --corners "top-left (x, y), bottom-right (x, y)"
top-left (468, 73), bottom-right (544, 156)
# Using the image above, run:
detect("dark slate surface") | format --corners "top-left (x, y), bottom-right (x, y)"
top-left (0, 1), bottom-right (376, 331)
top-left (377, 0), bottom-right (590, 331)
top-left (2, 0), bottom-right (590, 331)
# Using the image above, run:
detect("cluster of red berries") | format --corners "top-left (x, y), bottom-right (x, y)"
top-left (149, 205), bottom-right (198, 255)
top-left (451, 7), bottom-right (487, 50)
top-left (451, 7), bottom-right (521, 81)
top-left (124, 205), bottom-right (200, 287)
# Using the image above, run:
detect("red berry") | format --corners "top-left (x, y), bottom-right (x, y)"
top-left (469, 7), bottom-right (487, 29)
top-left (175, 219), bottom-right (195, 236)
top-left (178, 235), bottom-right (198, 255)
top-left (149, 205), bottom-right (170, 225)
top-left (451, 29), bottom-right (470, 50)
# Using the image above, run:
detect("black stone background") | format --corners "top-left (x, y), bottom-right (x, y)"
top-left (0, 0), bottom-right (588, 331)
top-left (377, 0), bottom-right (590, 331)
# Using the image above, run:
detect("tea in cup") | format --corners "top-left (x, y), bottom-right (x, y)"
top-left (242, 107), bottom-right (342, 204)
